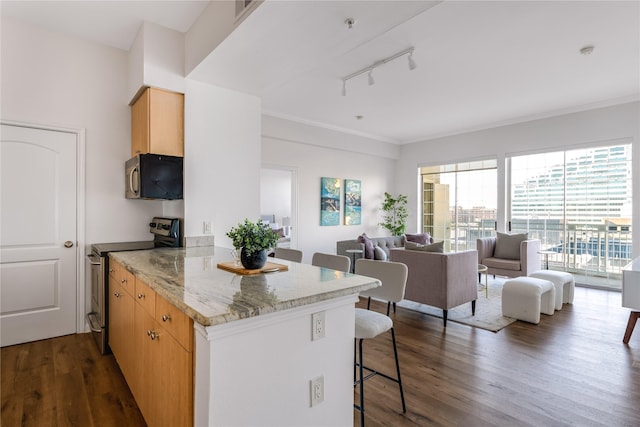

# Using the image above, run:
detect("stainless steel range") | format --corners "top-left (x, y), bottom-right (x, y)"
top-left (87, 217), bottom-right (182, 354)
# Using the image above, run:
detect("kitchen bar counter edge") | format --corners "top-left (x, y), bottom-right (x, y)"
top-left (109, 245), bottom-right (380, 327)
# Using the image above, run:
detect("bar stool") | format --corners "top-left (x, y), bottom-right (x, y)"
top-left (353, 260), bottom-right (408, 426)
top-left (273, 247), bottom-right (303, 262)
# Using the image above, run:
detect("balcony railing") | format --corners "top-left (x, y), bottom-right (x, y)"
top-left (441, 219), bottom-right (631, 290)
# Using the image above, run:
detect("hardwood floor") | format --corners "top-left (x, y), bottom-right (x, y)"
top-left (1, 333), bottom-right (146, 427)
top-left (354, 285), bottom-right (640, 427)
top-left (2, 286), bottom-right (639, 427)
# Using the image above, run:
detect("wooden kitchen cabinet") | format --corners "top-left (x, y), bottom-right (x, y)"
top-left (131, 87), bottom-right (184, 157)
top-left (108, 268), bottom-right (135, 386)
top-left (125, 276), bottom-right (193, 427)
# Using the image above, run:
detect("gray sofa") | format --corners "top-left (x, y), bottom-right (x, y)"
top-left (389, 248), bottom-right (478, 327)
top-left (336, 235), bottom-right (405, 261)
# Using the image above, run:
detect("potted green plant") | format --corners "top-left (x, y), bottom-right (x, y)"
top-left (379, 192), bottom-right (408, 236)
top-left (226, 218), bottom-right (279, 269)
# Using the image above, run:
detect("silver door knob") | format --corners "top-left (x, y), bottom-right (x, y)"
top-left (64, 241), bottom-right (74, 248)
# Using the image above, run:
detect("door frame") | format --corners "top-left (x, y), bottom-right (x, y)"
top-left (1, 120), bottom-right (86, 334)
top-left (261, 164), bottom-right (298, 249)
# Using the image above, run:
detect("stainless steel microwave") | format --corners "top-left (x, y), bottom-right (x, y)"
top-left (125, 154), bottom-right (183, 200)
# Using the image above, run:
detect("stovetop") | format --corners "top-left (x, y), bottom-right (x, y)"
top-left (91, 241), bottom-right (155, 257)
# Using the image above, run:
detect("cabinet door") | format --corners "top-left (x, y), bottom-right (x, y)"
top-left (131, 87), bottom-right (184, 157)
top-left (148, 88), bottom-right (184, 157)
top-left (153, 323), bottom-right (193, 427)
top-left (133, 303), bottom-right (157, 426)
top-left (108, 278), bottom-right (135, 385)
top-left (131, 88), bottom-right (150, 157)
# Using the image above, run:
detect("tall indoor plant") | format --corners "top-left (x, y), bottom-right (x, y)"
top-left (379, 192), bottom-right (408, 236)
top-left (227, 218), bottom-right (278, 269)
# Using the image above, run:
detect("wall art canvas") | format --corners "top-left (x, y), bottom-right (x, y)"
top-left (344, 179), bottom-right (362, 225)
top-left (320, 177), bottom-right (341, 226)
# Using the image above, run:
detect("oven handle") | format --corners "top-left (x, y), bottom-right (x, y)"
top-left (87, 254), bottom-right (101, 265)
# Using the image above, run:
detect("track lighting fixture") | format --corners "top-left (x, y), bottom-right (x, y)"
top-left (340, 47), bottom-right (416, 96)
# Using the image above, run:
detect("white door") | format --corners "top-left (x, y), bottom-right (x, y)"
top-left (1, 124), bottom-right (78, 347)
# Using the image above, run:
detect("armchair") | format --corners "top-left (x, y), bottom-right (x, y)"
top-left (477, 234), bottom-right (541, 279)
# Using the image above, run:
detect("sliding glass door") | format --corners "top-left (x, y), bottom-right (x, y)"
top-left (509, 143), bottom-right (632, 289)
top-left (421, 160), bottom-right (497, 252)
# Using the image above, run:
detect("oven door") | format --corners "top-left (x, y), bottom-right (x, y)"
top-left (87, 253), bottom-right (108, 354)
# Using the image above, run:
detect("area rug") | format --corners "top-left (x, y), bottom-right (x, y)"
top-left (397, 279), bottom-right (516, 332)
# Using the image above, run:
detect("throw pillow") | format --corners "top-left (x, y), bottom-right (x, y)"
top-left (404, 240), bottom-right (444, 253)
top-left (405, 232), bottom-right (431, 245)
top-left (373, 246), bottom-right (388, 261)
top-left (273, 228), bottom-right (286, 238)
top-left (357, 233), bottom-right (375, 259)
top-left (493, 232), bottom-right (528, 260)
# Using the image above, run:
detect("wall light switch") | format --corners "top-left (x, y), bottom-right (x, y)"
top-left (203, 221), bottom-right (213, 235)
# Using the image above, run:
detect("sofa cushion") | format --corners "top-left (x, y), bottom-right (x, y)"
top-left (357, 233), bottom-right (375, 259)
top-left (405, 233), bottom-right (431, 245)
top-left (405, 240), bottom-right (444, 253)
top-left (373, 246), bottom-right (388, 261)
top-left (483, 257), bottom-right (521, 271)
top-left (494, 232), bottom-right (528, 260)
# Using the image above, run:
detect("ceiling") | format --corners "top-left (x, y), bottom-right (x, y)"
top-left (3, 1), bottom-right (639, 144)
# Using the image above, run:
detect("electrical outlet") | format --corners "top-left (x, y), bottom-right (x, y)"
top-left (311, 311), bottom-right (325, 341)
top-left (310, 376), bottom-right (324, 407)
top-left (203, 221), bottom-right (212, 235)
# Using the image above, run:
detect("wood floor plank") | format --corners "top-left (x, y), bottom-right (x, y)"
top-left (1, 334), bottom-right (145, 427)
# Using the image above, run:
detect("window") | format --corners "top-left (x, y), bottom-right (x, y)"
top-left (421, 159), bottom-right (497, 252)
top-left (509, 143), bottom-right (632, 289)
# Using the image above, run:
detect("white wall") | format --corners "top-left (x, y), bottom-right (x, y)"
top-left (262, 116), bottom-right (399, 262)
top-left (1, 18), bottom-right (162, 245)
top-left (127, 21), bottom-right (185, 101)
top-left (184, 80), bottom-right (262, 245)
top-left (397, 101), bottom-right (640, 256)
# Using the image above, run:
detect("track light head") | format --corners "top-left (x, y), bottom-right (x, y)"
top-left (367, 69), bottom-right (375, 86)
top-left (341, 80), bottom-right (347, 96)
top-left (408, 51), bottom-right (417, 70)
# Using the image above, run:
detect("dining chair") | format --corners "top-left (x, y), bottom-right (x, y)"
top-left (273, 247), bottom-right (303, 263)
top-left (311, 252), bottom-right (351, 273)
top-left (353, 259), bottom-right (408, 426)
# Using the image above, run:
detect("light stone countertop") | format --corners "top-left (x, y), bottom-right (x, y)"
top-left (110, 246), bottom-right (380, 327)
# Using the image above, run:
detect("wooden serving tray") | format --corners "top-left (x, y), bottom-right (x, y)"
top-left (217, 261), bottom-right (288, 275)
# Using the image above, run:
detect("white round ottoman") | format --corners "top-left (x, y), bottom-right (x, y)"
top-left (529, 270), bottom-right (575, 308)
top-left (502, 277), bottom-right (556, 324)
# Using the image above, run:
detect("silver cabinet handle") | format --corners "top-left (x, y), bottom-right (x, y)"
top-left (137, 293), bottom-right (145, 299)
top-left (121, 279), bottom-right (126, 284)
top-left (149, 331), bottom-right (159, 340)
top-left (113, 291), bottom-right (121, 298)
top-left (162, 314), bottom-right (171, 322)
top-left (64, 241), bottom-right (74, 248)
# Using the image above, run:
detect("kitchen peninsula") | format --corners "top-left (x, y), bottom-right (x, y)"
top-left (109, 246), bottom-right (379, 427)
